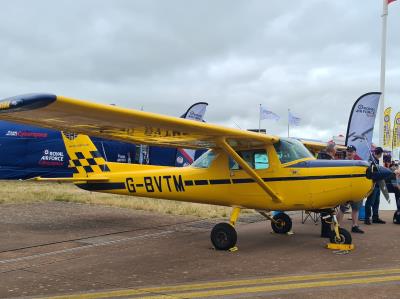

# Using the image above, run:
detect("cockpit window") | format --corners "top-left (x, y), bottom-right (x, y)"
top-left (229, 150), bottom-right (269, 170)
top-left (192, 150), bottom-right (217, 168)
top-left (273, 138), bottom-right (313, 164)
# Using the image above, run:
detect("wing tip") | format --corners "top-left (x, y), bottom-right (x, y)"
top-left (0, 93), bottom-right (56, 113)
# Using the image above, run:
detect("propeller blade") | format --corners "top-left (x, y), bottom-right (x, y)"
top-left (377, 180), bottom-right (390, 203)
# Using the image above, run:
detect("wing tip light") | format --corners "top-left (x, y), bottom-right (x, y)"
top-left (0, 93), bottom-right (56, 113)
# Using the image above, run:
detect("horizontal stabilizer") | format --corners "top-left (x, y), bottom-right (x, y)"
top-left (28, 176), bottom-right (110, 182)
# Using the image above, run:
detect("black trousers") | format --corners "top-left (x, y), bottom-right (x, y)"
top-left (365, 187), bottom-right (380, 220)
top-left (320, 212), bottom-right (331, 238)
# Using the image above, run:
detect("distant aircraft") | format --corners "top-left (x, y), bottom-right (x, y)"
top-left (0, 94), bottom-right (393, 250)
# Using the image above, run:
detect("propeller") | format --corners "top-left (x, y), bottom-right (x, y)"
top-left (366, 164), bottom-right (395, 203)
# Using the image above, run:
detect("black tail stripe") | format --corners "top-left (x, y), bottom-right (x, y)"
top-left (83, 166), bottom-right (94, 173)
top-left (77, 182), bottom-right (126, 191)
top-left (72, 159), bottom-right (82, 167)
top-left (87, 158), bottom-right (97, 165)
top-left (75, 152), bottom-right (85, 159)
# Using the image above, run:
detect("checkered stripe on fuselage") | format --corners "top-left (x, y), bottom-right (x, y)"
top-left (68, 150), bottom-right (110, 173)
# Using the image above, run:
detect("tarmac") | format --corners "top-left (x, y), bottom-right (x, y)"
top-left (1, 201), bottom-right (400, 299)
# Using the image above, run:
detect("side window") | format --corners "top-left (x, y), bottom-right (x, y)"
top-left (229, 158), bottom-right (239, 170)
top-left (229, 150), bottom-right (269, 170)
top-left (254, 152), bottom-right (269, 169)
top-left (192, 150), bottom-right (217, 168)
top-left (241, 151), bottom-right (254, 168)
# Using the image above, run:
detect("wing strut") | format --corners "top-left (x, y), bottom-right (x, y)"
top-left (218, 138), bottom-right (282, 203)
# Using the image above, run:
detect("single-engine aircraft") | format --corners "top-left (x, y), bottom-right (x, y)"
top-left (0, 94), bottom-right (393, 250)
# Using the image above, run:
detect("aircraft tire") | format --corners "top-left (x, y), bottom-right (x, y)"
top-left (271, 213), bottom-right (292, 234)
top-left (330, 228), bottom-right (352, 244)
top-left (211, 223), bottom-right (237, 250)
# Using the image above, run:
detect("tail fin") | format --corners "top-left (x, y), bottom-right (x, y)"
top-left (62, 132), bottom-right (111, 176)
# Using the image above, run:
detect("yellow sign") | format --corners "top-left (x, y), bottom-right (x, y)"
top-left (0, 101), bottom-right (10, 110)
top-left (393, 112), bottom-right (400, 149)
top-left (383, 107), bottom-right (392, 148)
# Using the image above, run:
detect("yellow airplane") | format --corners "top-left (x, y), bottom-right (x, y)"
top-left (0, 94), bottom-right (393, 250)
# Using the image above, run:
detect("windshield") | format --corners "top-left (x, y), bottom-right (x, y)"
top-left (273, 138), bottom-right (313, 164)
top-left (192, 150), bottom-right (217, 168)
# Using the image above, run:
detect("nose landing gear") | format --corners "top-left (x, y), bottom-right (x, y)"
top-left (270, 212), bottom-right (293, 234)
top-left (322, 209), bottom-right (352, 245)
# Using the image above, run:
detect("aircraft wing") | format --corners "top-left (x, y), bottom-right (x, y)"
top-left (300, 139), bottom-right (346, 153)
top-left (0, 94), bottom-right (279, 149)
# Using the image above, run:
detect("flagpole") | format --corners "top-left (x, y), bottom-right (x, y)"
top-left (259, 104), bottom-right (261, 133)
top-left (287, 109), bottom-right (290, 137)
top-left (379, 0), bottom-right (388, 150)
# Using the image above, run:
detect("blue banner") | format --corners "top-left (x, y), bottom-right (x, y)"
top-left (0, 121), bottom-right (135, 179)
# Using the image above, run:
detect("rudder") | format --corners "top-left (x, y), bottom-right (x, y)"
top-left (62, 132), bottom-right (111, 176)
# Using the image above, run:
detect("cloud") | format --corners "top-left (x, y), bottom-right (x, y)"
top-left (0, 0), bottom-right (399, 142)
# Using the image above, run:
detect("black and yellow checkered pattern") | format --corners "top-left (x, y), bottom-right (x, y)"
top-left (69, 150), bottom-right (110, 174)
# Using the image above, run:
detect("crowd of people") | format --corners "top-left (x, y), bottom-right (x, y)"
top-left (317, 143), bottom-right (400, 237)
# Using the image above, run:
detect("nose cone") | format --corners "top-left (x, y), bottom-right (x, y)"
top-left (366, 165), bottom-right (395, 181)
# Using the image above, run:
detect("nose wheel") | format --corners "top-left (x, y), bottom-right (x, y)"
top-left (322, 209), bottom-right (352, 245)
top-left (329, 227), bottom-right (352, 244)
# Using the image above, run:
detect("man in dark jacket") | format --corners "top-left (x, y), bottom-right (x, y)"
top-left (365, 147), bottom-right (385, 225)
top-left (317, 143), bottom-right (336, 160)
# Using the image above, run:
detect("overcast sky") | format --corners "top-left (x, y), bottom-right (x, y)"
top-left (0, 0), bottom-right (399, 141)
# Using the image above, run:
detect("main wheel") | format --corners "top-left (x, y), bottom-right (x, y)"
top-left (330, 228), bottom-right (352, 244)
top-left (211, 223), bottom-right (237, 250)
top-left (271, 213), bottom-right (292, 234)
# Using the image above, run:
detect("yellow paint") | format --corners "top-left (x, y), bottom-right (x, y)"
top-left (141, 275), bottom-right (400, 299)
top-left (229, 207), bottom-right (241, 226)
top-left (326, 243), bottom-right (355, 250)
top-left (219, 138), bottom-right (282, 202)
top-left (383, 107), bottom-right (392, 147)
top-left (148, 155), bottom-right (360, 210)
top-left (0, 101), bottom-right (10, 110)
top-left (45, 268), bottom-right (400, 299)
top-left (0, 95), bottom-right (374, 219)
top-left (54, 133), bottom-right (373, 212)
top-left (393, 112), bottom-right (400, 148)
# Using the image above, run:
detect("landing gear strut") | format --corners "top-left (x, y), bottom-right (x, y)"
top-left (322, 209), bottom-right (352, 245)
top-left (211, 207), bottom-right (240, 250)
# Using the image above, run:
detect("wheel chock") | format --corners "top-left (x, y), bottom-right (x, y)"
top-left (229, 246), bottom-right (238, 252)
top-left (326, 243), bottom-right (355, 251)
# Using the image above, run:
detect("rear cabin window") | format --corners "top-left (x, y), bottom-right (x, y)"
top-left (192, 150), bottom-right (217, 168)
top-left (229, 150), bottom-right (269, 170)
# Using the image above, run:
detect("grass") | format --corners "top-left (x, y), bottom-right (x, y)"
top-left (0, 180), bottom-right (252, 218)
